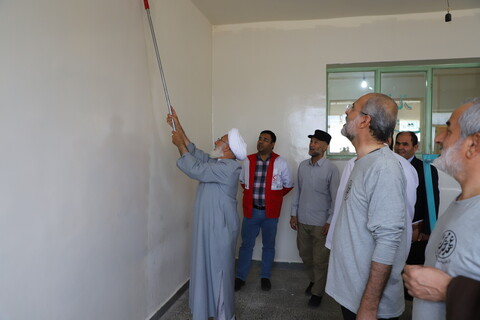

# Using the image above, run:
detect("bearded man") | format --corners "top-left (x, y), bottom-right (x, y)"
top-left (403, 98), bottom-right (480, 320)
top-left (326, 93), bottom-right (409, 320)
top-left (167, 109), bottom-right (247, 320)
top-left (290, 130), bottom-right (339, 307)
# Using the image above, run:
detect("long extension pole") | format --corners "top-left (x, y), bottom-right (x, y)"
top-left (143, 0), bottom-right (176, 130)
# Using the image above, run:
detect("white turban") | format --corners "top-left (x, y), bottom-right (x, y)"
top-left (228, 128), bottom-right (247, 161)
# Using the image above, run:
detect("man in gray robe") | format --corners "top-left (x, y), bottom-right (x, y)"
top-left (167, 109), bottom-right (247, 320)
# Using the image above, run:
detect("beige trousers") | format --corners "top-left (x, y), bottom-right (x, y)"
top-left (297, 222), bottom-right (330, 296)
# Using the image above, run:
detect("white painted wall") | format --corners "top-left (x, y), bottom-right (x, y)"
top-left (1, 1), bottom-right (476, 317)
top-left (142, 0), bottom-right (213, 317)
top-left (0, 0), bottom-right (212, 319)
top-left (213, 10), bottom-right (479, 262)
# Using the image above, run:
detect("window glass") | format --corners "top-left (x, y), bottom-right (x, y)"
top-left (327, 72), bottom-right (374, 155)
top-left (432, 67), bottom-right (480, 154)
top-left (327, 61), bottom-right (480, 158)
top-left (381, 72), bottom-right (426, 153)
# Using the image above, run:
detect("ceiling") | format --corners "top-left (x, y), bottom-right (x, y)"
top-left (190, 0), bottom-right (480, 25)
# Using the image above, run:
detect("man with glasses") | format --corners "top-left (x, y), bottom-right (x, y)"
top-left (235, 130), bottom-right (293, 291)
top-left (326, 93), bottom-right (409, 320)
top-left (167, 109), bottom-right (247, 320)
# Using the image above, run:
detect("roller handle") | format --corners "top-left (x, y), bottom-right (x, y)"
top-left (143, 0), bottom-right (149, 10)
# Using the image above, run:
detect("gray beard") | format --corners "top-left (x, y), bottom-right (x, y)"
top-left (309, 150), bottom-right (321, 157)
top-left (209, 146), bottom-right (224, 159)
top-left (433, 139), bottom-right (463, 177)
top-left (341, 117), bottom-right (358, 141)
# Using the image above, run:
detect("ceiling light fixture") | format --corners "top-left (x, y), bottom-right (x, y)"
top-left (361, 73), bottom-right (367, 89)
top-left (445, 0), bottom-right (452, 22)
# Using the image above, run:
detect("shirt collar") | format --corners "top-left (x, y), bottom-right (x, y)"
top-left (256, 153), bottom-right (271, 162)
top-left (309, 157), bottom-right (325, 166)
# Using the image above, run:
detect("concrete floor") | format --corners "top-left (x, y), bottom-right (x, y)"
top-left (161, 261), bottom-right (412, 320)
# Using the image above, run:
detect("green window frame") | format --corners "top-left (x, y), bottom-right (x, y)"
top-left (326, 58), bottom-right (480, 159)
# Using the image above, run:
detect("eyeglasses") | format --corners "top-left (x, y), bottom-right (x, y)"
top-left (346, 103), bottom-right (370, 117)
top-left (217, 137), bottom-right (229, 145)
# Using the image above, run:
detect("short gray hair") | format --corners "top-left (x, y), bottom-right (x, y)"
top-left (362, 94), bottom-right (398, 143)
top-left (459, 98), bottom-right (480, 139)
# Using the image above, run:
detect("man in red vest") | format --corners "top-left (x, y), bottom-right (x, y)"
top-left (235, 130), bottom-right (293, 291)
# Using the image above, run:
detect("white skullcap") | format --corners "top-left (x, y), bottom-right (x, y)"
top-left (228, 128), bottom-right (247, 161)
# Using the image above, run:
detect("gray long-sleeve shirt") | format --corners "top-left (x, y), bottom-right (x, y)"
top-left (326, 146), bottom-right (408, 318)
top-left (413, 195), bottom-right (480, 320)
top-left (291, 157), bottom-right (340, 226)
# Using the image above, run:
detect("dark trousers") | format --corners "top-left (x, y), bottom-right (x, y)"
top-left (406, 240), bottom-right (428, 265)
top-left (341, 306), bottom-right (399, 320)
top-left (405, 240), bottom-right (429, 300)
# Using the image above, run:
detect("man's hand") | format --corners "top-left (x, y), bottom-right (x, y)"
top-left (171, 130), bottom-right (184, 148)
top-left (417, 233), bottom-right (430, 242)
top-left (322, 223), bottom-right (330, 235)
top-left (411, 221), bottom-right (423, 242)
top-left (290, 216), bottom-right (298, 230)
top-left (403, 265), bottom-right (452, 301)
top-left (166, 107), bottom-right (181, 130)
top-left (166, 107), bottom-right (190, 146)
top-left (356, 306), bottom-right (377, 320)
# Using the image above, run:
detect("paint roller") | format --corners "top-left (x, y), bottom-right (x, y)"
top-left (143, 0), bottom-right (176, 130)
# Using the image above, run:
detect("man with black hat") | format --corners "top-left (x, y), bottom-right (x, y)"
top-left (290, 129), bottom-right (339, 307)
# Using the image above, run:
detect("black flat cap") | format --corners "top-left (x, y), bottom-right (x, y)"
top-left (308, 129), bottom-right (332, 144)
